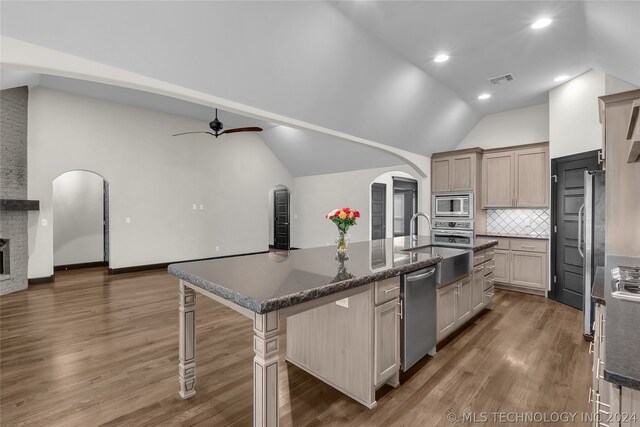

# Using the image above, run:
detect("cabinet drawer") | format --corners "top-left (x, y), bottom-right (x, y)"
top-left (375, 277), bottom-right (401, 305)
top-left (510, 239), bottom-right (547, 253)
top-left (484, 258), bottom-right (496, 276)
top-left (484, 273), bottom-right (495, 291)
top-left (484, 286), bottom-right (495, 305)
top-left (473, 250), bottom-right (485, 266)
top-left (493, 238), bottom-right (510, 250)
top-left (484, 247), bottom-right (495, 261)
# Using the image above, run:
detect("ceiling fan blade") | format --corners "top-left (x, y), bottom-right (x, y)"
top-left (220, 127), bottom-right (263, 135)
top-left (172, 131), bottom-right (216, 137)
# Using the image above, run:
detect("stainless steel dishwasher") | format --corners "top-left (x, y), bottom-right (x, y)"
top-left (400, 265), bottom-right (438, 371)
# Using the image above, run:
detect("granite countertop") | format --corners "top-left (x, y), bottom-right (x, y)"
top-left (476, 232), bottom-right (550, 241)
top-left (603, 255), bottom-right (640, 391)
top-left (592, 266), bottom-right (605, 305)
top-left (169, 236), bottom-right (498, 314)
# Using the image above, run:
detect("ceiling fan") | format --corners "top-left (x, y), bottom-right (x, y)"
top-left (172, 108), bottom-right (263, 138)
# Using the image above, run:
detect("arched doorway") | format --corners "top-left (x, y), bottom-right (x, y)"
top-left (52, 170), bottom-right (109, 270)
top-left (369, 171), bottom-right (420, 240)
top-left (268, 185), bottom-right (291, 251)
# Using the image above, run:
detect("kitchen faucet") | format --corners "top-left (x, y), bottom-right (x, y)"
top-left (409, 212), bottom-right (433, 248)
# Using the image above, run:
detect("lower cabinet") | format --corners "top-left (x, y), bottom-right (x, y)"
top-left (374, 299), bottom-right (400, 386)
top-left (472, 264), bottom-right (485, 312)
top-left (591, 301), bottom-right (640, 426)
top-left (437, 274), bottom-right (477, 342)
top-left (510, 251), bottom-right (546, 289)
top-left (456, 276), bottom-right (473, 324)
top-left (493, 249), bottom-right (510, 282)
top-left (286, 278), bottom-right (400, 409)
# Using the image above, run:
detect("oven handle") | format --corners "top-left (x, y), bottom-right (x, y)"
top-left (433, 230), bottom-right (473, 236)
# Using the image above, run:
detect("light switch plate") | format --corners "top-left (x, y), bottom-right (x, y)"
top-left (192, 204), bottom-right (197, 210)
top-left (199, 204), bottom-right (204, 210)
top-left (125, 217), bottom-right (131, 224)
top-left (41, 219), bottom-right (48, 227)
top-left (336, 298), bottom-right (349, 308)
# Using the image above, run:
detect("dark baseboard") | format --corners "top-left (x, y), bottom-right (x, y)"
top-left (54, 261), bottom-right (108, 271)
top-left (108, 250), bottom-right (269, 275)
top-left (28, 275), bottom-right (55, 285)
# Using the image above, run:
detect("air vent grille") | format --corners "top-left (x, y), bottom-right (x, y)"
top-left (488, 73), bottom-right (514, 85)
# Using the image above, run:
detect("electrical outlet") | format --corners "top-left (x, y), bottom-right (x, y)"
top-left (192, 204), bottom-right (197, 210)
top-left (215, 246), bottom-right (220, 252)
top-left (125, 217), bottom-right (131, 224)
top-left (199, 204), bottom-right (204, 210)
top-left (41, 219), bottom-right (48, 227)
top-left (336, 298), bottom-right (349, 308)
top-left (294, 214), bottom-right (298, 220)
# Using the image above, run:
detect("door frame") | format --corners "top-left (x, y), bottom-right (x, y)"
top-left (549, 149), bottom-right (600, 301)
top-left (370, 182), bottom-right (387, 240)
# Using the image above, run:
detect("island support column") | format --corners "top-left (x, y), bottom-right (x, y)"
top-left (253, 310), bottom-right (279, 427)
top-left (179, 281), bottom-right (196, 399)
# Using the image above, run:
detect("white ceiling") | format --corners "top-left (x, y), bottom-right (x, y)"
top-left (1, 1), bottom-right (638, 176)
top-left (333, 1), bottom-right (640, 115)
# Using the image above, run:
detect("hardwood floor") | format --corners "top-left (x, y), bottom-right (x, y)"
top-left (1, 267), bottom-right (591, 426)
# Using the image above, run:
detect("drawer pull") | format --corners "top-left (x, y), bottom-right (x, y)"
top-left (485, 292), bottom-right (495, 297)
top-left (397, 300), bottom-right (403, 319)
top-left (588, 387), bottom-right (594, 403)
top-left (384, 286), bottom-right (400, 294)
top-left (520, 245), bottom-right (536, 249)
top-left (589, 341), bottom-right (594, 354)
top-left (473, 266), bottom-right (483, 272)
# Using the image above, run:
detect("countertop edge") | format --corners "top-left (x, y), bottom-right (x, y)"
top-left (473, 240), bottom-right (498, 252)
top-left (604, 370), bottom-right (640, 392)
top-left (169, 256), bottom-right (442, 314)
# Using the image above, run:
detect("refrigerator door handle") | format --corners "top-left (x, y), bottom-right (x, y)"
top-left (578, 204), bottom-right (585, 258)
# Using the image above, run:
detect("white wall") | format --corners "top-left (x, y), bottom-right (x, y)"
top-left (549, 69), bottom-right (605, 159)
top-left (28, 87), bottom-right (292, 278)
top-left (53, 170), bottom-right (104, 266)
top-left (456, 104), bottom-right (549, 150)
top-left (605, 74), bottom-right (638, 96)
top-left (370, 171), bottom-right (416, 239)
top-left (291, 165), bottom-right (428, 249)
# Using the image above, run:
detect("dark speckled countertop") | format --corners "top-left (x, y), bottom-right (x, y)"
top-left (169, 236), bottom-right (498, 314)
top-left (603, 255), bottom-right (640, 391)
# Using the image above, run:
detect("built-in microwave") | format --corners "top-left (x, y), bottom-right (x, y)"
top-left (432, 193), bottom-right (474, 219)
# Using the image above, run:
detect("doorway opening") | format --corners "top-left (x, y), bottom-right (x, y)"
top-left (268, 185), bottom-right (290, 251)
top-left (369, 171), bottom-right (420, 240)
top-left (550, 150), bottom-right (601, 310)
top-left (393, 177), bottom-right (418, 237)
top-left (53, 170), bottom-right (110, 271)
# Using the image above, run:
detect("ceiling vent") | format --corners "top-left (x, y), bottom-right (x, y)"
top-left (488, 73), bottom-right (514, 85)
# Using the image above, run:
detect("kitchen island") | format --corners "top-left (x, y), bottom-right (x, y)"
top-left (168, 236), bottom-right (497, 426)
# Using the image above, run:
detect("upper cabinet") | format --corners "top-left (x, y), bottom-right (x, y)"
top-left (481, 144), bottom-right (549, 208)
top-left (431, 151), bottom-right (479, 193)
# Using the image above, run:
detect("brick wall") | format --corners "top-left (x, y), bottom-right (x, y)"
top-left (1, 86), bottom-right (29, 295)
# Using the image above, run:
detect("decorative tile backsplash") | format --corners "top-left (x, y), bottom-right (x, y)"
top-left (487, 209), bottom-right (550, 237)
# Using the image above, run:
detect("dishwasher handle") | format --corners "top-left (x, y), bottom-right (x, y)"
top-left (406, 267), bottom-right (436, 282)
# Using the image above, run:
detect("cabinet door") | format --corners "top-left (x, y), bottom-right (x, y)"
top-left (432, 157), bottom-right (451, 192)
top-left (456, 276), bottom-right (473, 324)
top-left (483, 152), bottom-right (514, 207)
top-left (374, 299), bottom-right (399, 386)
top-left (451, 153), bottom-right (475, 191)
top-left (472, 265), bottom-right (485, 312)
top-left (493, 249), bottom-right (510, 283)
top-left (436, 282), bottom-right (457, 340)
top-left (515, 148), bottom-right (549, 207)
top-left (510, 251), bottom-right (546, 289)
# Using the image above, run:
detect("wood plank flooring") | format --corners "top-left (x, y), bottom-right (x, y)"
top-left (1, 267), bottom-right (591, 426)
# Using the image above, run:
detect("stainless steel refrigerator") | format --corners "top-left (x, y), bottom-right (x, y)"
top-left (582, 170), bottom-right (606, 336)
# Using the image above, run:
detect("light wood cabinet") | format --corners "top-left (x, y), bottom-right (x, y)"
top-left (472, 264), bottom-right (485, 312)
top-left (482, 152), bottom-right (514, 207)
top-left (456, 276), bottom-right (473, 324)
top-left (493, 249), bottom-right (510, 282)
top-left (477, 238), bottom-right (548, 294)
top-left (481, 144), bottom-right (549, 208)
top-left (436, 282), bottom-right (457, 340)
top-left (431, 152), bottom-right (477, 192)
top-left (286, 280), bottom-right (400, 408)
top-left (374, 299), bottom-right (400, 386)
top-left (510, 251), bottom-right (546, 289)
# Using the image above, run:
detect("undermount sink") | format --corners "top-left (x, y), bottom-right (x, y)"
top-left (403, 245), bottom-right (472, 285)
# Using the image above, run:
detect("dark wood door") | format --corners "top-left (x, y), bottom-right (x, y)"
top-left (371, 183), bottom-right (386, 240)
top-left (550, 151), bottom-right (599, 309)
top-left (274, 189), bottom-right (290, 250)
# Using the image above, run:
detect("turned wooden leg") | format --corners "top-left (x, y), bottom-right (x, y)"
top-left (179, 281), bottom-right (196, 399)
top-left (253, 311), bottom-right (279, 427)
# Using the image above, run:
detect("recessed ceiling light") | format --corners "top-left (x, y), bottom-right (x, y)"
top-left (554, 75), bottom-right (571, 82)
top-left (478, 93), bottom-right (491, 100)
top-left (434, 54), bottom-right (449, 63)
top-left (531, 18), bottom-right (552, 29)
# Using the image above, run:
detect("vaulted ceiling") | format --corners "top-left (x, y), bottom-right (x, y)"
top-left (1, 1), bottom-right (638, 176)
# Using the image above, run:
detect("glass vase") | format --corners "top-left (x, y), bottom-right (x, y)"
top-left (336, 231), bottom-right (350, 254)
